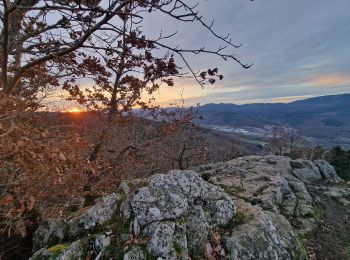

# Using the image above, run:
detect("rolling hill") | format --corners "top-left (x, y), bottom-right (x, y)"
top-left (197, 93), bottom-right (350, 148)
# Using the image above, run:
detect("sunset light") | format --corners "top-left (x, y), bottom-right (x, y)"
top-left (66, 107), bottom-right (83, 113)
top-left (1, 1), bottom-right (350, 258)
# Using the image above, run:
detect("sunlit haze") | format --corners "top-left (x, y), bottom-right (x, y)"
top-left (43, 0), bottom-right (350, 108)
top-left (140, 0), bottom-right (350, 105)
top-left (66, 107), bottom-right (83, 113)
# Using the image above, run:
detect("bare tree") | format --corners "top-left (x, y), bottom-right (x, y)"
top-left (0, 2), bottom-right (253, 254)
top-left (1, 0), bottom-right (251, 101)
top-left (2, 0), bottom-right (252, 161)
top-left (268, 127), bottom-right (303, 156)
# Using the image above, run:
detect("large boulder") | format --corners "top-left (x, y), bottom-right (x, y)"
top-left (33, 193), bottom-right (119, 251)
top-left (314, 159), bottom-right (344, 183)
top-left (32, 156), bottom-right (343, 259)
top-left (223, 200), bottom-right (307, 260)
top-left (32, 171), bottom-right (238, 259)
top-left (195, 156), bottom-right (342, 234)
top-left (121, 170), bottom-right (236, 258)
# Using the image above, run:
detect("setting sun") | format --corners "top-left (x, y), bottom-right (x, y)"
top-left (66, 107), bottom-right (83, 113)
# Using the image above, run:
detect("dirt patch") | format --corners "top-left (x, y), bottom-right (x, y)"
top-left (307, 189), bottom-right (350, 260)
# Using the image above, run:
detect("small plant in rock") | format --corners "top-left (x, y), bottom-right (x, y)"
top-left (225, 211), bottom-right (248, 231)
top-left (205, 231), bottom-right (226, 260)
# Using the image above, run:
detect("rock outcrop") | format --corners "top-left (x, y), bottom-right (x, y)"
top-left (195, 156), bottom-right (343, 235)
top-left (31, 156), bottom-right (349, 260)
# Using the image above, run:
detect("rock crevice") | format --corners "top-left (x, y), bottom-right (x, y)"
top-left (31, 156), bottom-right (349, 260)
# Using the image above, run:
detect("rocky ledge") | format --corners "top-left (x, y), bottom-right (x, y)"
top-left (31, 156), bottom-right (350, 260)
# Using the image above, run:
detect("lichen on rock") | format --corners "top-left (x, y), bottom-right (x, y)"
top-left (31, 156), bottom-right (346, 260)
top-left (196, 155), bottom-right (343, 234)
top-left (223, 200), bottom-right (308, 260)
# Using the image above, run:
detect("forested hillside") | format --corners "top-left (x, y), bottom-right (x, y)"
top-left (198, 94), bottom-right (350, 147)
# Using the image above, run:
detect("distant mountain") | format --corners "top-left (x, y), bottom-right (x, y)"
top-left (197, 93), bottom-right (350, 148)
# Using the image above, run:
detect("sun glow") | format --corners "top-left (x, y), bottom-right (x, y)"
top-left (66, 107), bottom-right (83, 113)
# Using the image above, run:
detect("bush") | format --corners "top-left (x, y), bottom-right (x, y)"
top-left (329, 146), bottom-right (350, 181)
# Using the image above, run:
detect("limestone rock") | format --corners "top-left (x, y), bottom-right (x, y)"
top-left (31, 156), bottom-right (343, 259)
top-left (32, 171), bottom-right (236, 259)
top-left (196, 156), bottom-right (342, 234)
top-left (123, 246), bottom-right (147, 260)
top-left (319, 186), bottom-right (350, 206)
top-left (125, 170), bottom-right (236, 259)
top-left (223, 200), bottom-right (307, 260)
top-left (33, 193), bottom-right (119, 251)
top-left (314, 159), bottom-right (344, 183)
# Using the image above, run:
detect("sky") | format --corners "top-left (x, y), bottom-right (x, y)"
top-left (140, 0), bottom-right (350, 106)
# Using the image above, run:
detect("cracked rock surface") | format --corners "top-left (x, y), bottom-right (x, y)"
top-left (31, 156), bottom-right (348, 260)
top-left (196, 156), bottom-right (343, 234)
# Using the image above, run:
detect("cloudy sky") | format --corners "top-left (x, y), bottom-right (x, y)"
top-left (141, 0), bottom-right (350, 105)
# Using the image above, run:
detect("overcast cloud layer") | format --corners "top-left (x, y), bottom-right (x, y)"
top-left (142, 0), bottom-right (350, 105)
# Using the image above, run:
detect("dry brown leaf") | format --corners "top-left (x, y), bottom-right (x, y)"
top-left (27, 196), bottom-right (36, 211)
top-left (58, 151), bottom-right (66, 161)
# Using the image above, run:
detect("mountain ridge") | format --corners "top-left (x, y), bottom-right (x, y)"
top-left (197, 93), bottom-right (350, 148)
top-left (200, 93), bottom-right (350, 108)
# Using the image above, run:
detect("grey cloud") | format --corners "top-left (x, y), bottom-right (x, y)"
top-left (143, 0), bottom-right (350, 104)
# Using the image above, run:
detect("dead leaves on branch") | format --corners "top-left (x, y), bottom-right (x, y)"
top-left (0, 94), bottom-right (95, 236)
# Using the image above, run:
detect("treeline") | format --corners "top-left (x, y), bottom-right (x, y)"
top-left (329, 146), bottom-right (350, 181)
